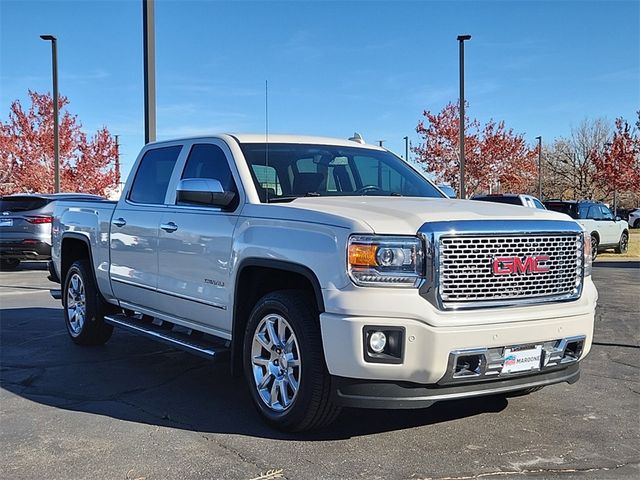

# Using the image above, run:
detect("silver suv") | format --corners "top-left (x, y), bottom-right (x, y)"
top-left (0, 193), bottom-right (102, 270)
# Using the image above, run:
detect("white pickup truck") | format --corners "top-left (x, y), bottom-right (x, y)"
top-left (50, 134), bottom-right (597, 431)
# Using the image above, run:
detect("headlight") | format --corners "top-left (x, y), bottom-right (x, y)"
top-left (583, 232), bottom-right (592, 277)
top-left (348, 235), bottom-right (424, 287)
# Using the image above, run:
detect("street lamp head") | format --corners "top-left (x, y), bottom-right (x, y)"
top-left (457, 34), bottom-right (472, 41)
top-left (535, 136), bottom-right (542, 141)
top-left (40, 34), bottom-right (56, 41)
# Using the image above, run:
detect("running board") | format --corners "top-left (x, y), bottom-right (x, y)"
top-left (104, 314), bottom-right (230, 361)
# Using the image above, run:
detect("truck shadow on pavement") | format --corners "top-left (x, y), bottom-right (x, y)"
top-left (0, 307), bottom-right (508, 440)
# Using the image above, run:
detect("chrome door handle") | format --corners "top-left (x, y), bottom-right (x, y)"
top-left (112, 217), bottom-right (126, 227)
top-left (160, 222), bottom-right (178, 233)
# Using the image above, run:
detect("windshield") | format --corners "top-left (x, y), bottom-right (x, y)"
top-left (545, 202), bottom-right (579, 219)
top-left (473, 196), bottom-right (523, 206)
top-left (239, 143), bottom-right (443, 202)
top-left (0, 196), bottom-right (50, 212)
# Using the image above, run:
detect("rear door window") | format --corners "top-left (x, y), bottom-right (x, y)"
top-left (0, 197), bottom-right (50, 212)
top-left (129, 145), bottom-right (182, 204)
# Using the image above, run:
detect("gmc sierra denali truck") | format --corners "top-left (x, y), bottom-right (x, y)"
top-left (50, 134), bottom-right (597, 431)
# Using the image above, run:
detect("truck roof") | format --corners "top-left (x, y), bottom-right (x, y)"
top-left (148, 133), bottom-right (386, 150)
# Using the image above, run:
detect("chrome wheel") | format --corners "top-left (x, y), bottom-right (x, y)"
top-left (619, 233), bottom-right (629, 253)
top-left (251, 313), bottom-right (301, 412)
top-left (66, 273), bottom-right (86, 336)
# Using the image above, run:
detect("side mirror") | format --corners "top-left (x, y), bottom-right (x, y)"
top-left (176, 178), bottom-right (236, 208)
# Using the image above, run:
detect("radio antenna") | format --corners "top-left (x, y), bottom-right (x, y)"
top-left (265, 79), bottom-right (269, 203)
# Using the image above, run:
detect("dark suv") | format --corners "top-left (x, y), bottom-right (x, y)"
top-left (0, 193), bottom-right (102, 270)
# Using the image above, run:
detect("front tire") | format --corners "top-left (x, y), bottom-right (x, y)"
top-left (63, 259), bottom-right (114, 345)
top-left (243, 290), bottom-right (340, 432)
top-left (590, 234), bottom-right (599, 261)
top-left (615, 231), bottom-right (629, 254)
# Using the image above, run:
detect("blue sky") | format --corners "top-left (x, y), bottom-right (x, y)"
top-left (1, 0), bottom-right (638, 181)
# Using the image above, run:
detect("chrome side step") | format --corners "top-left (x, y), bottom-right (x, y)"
top-left (104, 313), bottom-right (230, 361)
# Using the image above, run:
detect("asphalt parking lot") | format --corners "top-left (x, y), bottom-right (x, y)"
top-left (0, 262), bottom-right (638, 480)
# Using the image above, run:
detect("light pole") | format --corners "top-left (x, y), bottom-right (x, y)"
top-left (457, 34), bottom-right (471, 199)
top-left (143, 0), bottom-right (156, 144)
top-left (403, 136), bottom-right (409, 162)
top-left (40, 34), bottom-right (60, 193)
top-left (535, 136), bottom-right (543, 199)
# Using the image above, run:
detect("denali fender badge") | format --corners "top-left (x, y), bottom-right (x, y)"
top-left (492, 255), bottom-right (550, 275)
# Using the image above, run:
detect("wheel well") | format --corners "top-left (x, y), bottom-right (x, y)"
top-left (60, 237), bottom-right (90, 283)
top-left (231, 264), bottom-right (324, 376)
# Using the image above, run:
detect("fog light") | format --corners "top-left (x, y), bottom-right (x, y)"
top-left (369, 331), bottom-right (387, 353)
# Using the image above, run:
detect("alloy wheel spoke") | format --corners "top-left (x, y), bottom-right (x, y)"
top-left (256, 332), bottom-right (271, 351)
top-left (266, 319), bottom-right (280, 349)
top-left (257, 371), bottom-right (273, 390)
top-left (277, 319), bottom-right (287, 346)
top-left (270, 379), bottom-right (280, 408)
top-left (286, 372), bottom-right (299, 392)
top-left (279, 380), bottom-right (289, 408)
top-left (252, 356), bottom-right (270, 367)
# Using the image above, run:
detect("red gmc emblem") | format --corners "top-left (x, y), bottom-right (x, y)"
top-left (492, 255), bottom-right (550, 275)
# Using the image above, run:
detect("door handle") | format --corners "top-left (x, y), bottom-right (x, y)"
top-left (160, 222), bottom-right (178, 233)
top-left (112, 217), bottom-right (126, 227)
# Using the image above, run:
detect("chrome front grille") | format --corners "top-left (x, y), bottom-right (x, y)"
top-left (438, 233), bottom-right (583, 308)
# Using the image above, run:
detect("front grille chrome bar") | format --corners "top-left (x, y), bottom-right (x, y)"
top-left (418, 220), bottom-right (585, 310)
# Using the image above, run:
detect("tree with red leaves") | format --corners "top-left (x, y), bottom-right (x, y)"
top-left (592, 113), bottom-right (640, 200)
top-left (414, 102), bottom-right (537, 198)
top-left (0, 90), bottom-right (120, 196)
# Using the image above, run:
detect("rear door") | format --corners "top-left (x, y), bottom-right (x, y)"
top-left (109, 144), bottom-right (184, 308)
top-left (156, 140), bottom-right (242, 335)
top-left (598, 205), bottom-right (620, 245)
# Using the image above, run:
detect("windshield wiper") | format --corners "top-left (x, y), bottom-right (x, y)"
top-left (268, 192), bottom-right (320, 203)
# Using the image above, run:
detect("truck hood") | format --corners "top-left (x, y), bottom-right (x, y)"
top-left (284, 196), bottom-right (574, 234)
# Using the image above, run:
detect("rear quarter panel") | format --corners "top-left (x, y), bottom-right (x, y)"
top-left (52, 200), bottom-right (117, 300)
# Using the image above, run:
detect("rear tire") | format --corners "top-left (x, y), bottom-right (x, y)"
top-left (243, 290), bottom-right (341, 432)
top-left (615, 232), bottom-right (629, 254)
top-left (63, 259), bottom-right (114, 345)
top-left (0, 258), bottom-right (20, 271)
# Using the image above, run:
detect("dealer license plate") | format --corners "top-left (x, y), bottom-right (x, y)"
top-left (0, 219), bottom-right (13, 227)
top-left (502, 345), bottom-right (542, 374)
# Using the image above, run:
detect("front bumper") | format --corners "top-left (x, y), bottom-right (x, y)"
top-left (333, 363), bottom-right (580, 409)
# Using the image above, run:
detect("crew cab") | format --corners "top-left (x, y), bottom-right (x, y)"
top-left (50, 134), bottom-right (597, 431)
top-left (544, 200), bottom-right (629, 259)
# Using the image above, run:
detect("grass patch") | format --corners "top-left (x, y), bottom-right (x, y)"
top-left (599, 229), bottom-right (640, 259)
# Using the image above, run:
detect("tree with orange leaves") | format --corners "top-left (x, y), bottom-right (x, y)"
top-left (0, 90), bottom-right (120, 196)
top-left (414, 102), bottom-right (537, 198)
top-left (592, 113), bottom-right (640, 200)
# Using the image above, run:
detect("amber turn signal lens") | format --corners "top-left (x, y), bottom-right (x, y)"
top-left (348, 244), bottom-right (378, 267)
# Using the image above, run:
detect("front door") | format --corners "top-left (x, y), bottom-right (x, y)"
top-left (156, 141), bottom-right (241, 336)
